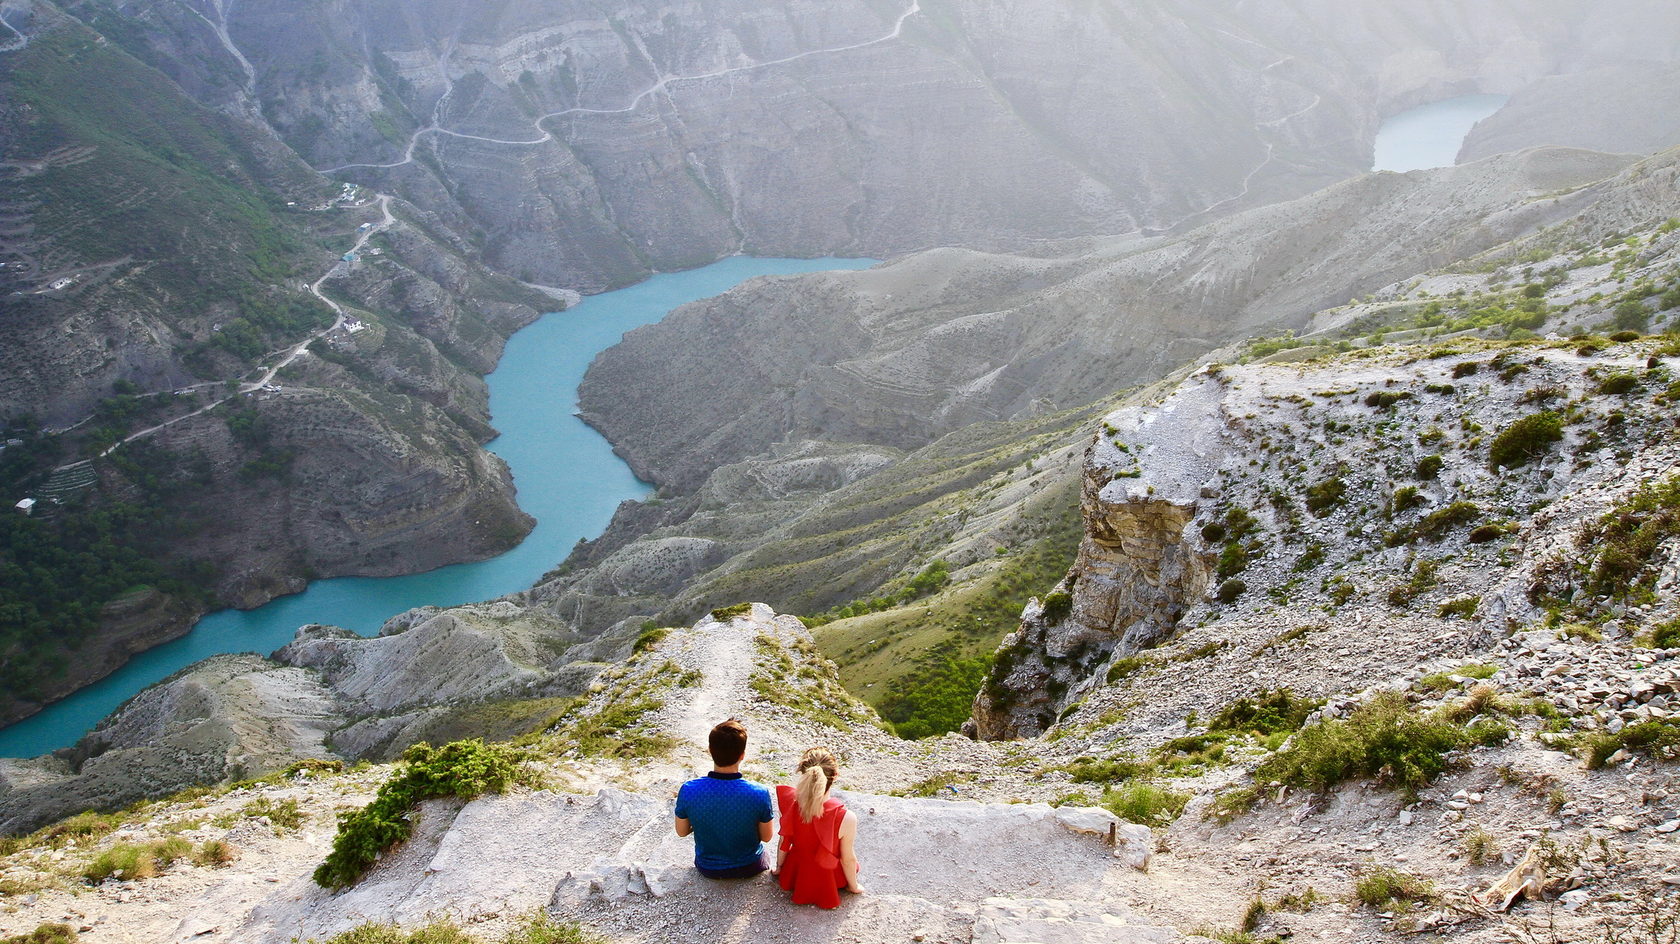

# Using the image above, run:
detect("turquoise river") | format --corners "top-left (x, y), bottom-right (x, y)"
top-left (0, 256), bottom-right (877, 758)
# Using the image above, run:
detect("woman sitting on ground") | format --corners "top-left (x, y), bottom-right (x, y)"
top-left (775, 747), bottom-right (864, 908)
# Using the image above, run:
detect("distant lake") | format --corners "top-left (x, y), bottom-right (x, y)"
top-left (1372, 94), bottom-right (1509, 172)
top-left (0, 256), bottom-right (877, 758)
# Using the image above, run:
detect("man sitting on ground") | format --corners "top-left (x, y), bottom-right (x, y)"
top-left (674, 718), bottom-right (774, 879)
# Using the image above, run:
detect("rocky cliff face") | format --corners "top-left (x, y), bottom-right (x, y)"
top-left (970, 440), bottom-right (1213, 739)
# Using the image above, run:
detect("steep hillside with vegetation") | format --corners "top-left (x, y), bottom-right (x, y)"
top-left (0, 1), bottom-right (558, 724)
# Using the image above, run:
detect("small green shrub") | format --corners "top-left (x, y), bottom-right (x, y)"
top-left (1200, 521), bottom-right (1227, 542)
top-left (1389, 486), bottom-right (1424, 516)
top-left (1204, 787), bottom-right (1259, 823)
top-left (1354, 867), bottom-right (1436, 910)
top-left (1451, 361), bottom-right (1481, 378)
top-left (193, 840), bottom-right (236, 868)
top-left (631, 622), bottom-right (668, 654)
top-left (285, 758), bottom-right (346, 779)
top-left (1386, 558), bottom-right (1439, 607)
top-left (242, 797), bottom-right (303, 831)
top-left (1106, 655), bottom-right (1152, 683)
top-left (1216, 542), bottom-right (1249, 581)
top-left (1304, 477), bottom-right (1347, 516)
top-left (502, 912), bottom-right (607, 944)
top-left (1216, 578), bottom-right (1247, 603)
top-left (1579, 475), bottom-right (1680, 603)
top-left (1363, 391), bottom-right (1412, 410)
top-left (0, 925), bottom-right (78, 944)
top-left (314, 740), bottom-right (536, 889)
top-left (1207, 690), bottom-right (1320, 737)
top-left (1464, 826), bottom-right (1499, 865)
top-left (1415, 454), bottom-right (1444, 480)
top-left (85, 841), bottom-right (172, 882)
top-left (1065, 756), bottom-right (1147, 783)
top-left (1392, 501), bottom-right (1481, 545)
top-left (1650, 618), bottom-right (1680, 649)
top-left (1040, 591), bottom-right (1073, 623)
top-left (1438, 597), bottom-right (1480, 619)
top-left (1581, 719), bottom-right (1680, 769)
top-left (1597, 372), bottom-right (1640, 395)
top-left (709, 603), bottom-right (753, 622)
top-left (1488, 411), bottom-right (1563, 469)
top-left (1100, 782), bottom-right (1190, 826)
top-left (321, 923), bottom-right (479, 944)
top-left (1254, 692), bottom-right (1472, 791)
top-left (1467, 523), bottom-right (1511, 543)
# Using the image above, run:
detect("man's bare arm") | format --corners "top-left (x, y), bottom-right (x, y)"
top-left (674, 816), bottom-right (692, 837)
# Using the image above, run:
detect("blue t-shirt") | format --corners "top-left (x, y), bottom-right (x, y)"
top-left (674, 772), bottom-right (773, 870)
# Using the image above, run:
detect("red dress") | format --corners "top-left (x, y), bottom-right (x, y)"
top-left (776, 784), bottom-right (850, 908)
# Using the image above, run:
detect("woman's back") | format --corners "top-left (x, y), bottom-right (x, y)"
top-left (775, 784), bottom-right (850, 908)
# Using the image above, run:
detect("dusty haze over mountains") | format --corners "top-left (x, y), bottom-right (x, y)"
top-left (2, 1), bottom-right (1680, 941)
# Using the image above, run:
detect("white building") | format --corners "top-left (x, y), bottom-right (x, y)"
top-left (15, 498), bottom-right (35, 515)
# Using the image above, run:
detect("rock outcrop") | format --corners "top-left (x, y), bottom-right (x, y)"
top-left (0, 655), bottom-right (341, 834)
top-left (970, 418), bottom-right (1217, 739)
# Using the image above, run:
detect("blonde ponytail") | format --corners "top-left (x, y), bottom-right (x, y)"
top-left (794, 747), bottom-right (839, 822)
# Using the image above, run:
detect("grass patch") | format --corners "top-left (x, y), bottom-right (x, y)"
top-left (1391, 503), bottom-right (1481, 545)
top-left (1099, 782), bottom-right (1190, 827)
top-left (1354, 866), bottom-right (1436, 911)
top-left (1106, 655), bottom-right (1153, 683)
top-left (314, 740), bottom-right (537, 889)
top-left (1438, 596), bottom-right (1481, 619)
top-left (1488, 411), bottom-right (1563, 469)
top-left (83, 837), bottom-right (190, 882)
top-left (708, 603), bottom-right (753, 622)
top-left (1580, 719), bottom-right (1680, 769)
top-left (1253, 692), bottom-right (1482, 792)
top-left (751, 634), bottom-right (886, 733)
top-left (631, 622), bottom-right (668, 654)
top-left (241, 796), bottom-right (303, 832)
top-left (896, 770), bottom-right (975, 798)
top-left (322, 923), bottom-right (479, 944)
top-left (1464, 826), bottom-right (1500, 865)
top-left (193, 840), bottom-right (236, 868)
top-left (1064, 756), bottom-right (1148, 783)
top-left (1, 926), bottom-right (78, 944)
top-left (1207, 690), bottom-right (1320, 737)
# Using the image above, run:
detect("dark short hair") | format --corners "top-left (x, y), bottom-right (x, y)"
top-left (709, 719), bottom-right (747, 766)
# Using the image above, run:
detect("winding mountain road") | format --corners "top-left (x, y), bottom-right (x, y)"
top-left (324, 0), bottom-right (922, 173)
top-left (57, 196), bottom-right (395, 465)
top-left (0, 12), bottom-right (27, 53)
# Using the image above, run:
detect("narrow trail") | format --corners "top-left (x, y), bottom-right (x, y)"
top-left (0, 10), bottom-right (27, 53)
top-left (323, 0), bottom-right (922, 173)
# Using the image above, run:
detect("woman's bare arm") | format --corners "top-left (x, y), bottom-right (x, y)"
top-left (838, 810), bottom-right (864, 893)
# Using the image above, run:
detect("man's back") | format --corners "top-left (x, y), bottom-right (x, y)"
top-left (675, 772), bottom-right (772, 871)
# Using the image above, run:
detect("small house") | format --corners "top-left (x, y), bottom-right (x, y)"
top-left (15, 498), bottom-right (35, 515)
